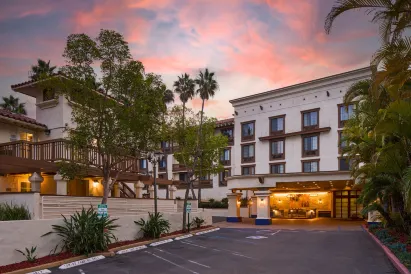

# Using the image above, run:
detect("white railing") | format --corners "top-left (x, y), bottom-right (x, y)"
top-left (41, 196), bottom-right (177, 219)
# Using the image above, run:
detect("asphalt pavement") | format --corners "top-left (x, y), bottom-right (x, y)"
top-left (49, 227), bottom-right (398, 274)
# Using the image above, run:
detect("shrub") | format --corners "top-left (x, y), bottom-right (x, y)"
top-left (16, 246), bottom-right (37, 262)
top-left (221, 198), bottom-right (228, 206)
top-left (396, 252), bottom-right (411, 267)
top-left (368, 223), bottom-right (382, 233)
top-left (387, 242), bottom-right (407, 254)
top-left (193, 217), bottom-right (205, 228)
top-left (375, 229), bottom-right (394, 244)
top-left (200, 199), bottom-right (228, 209)
top-left (240, 198), bottom-right (248, 207)
top-left (42, 207), bottom-right (118, 256)
top-left (135, 212), bottom-right (170, 239)
top-left (0, 203), bottom-right (31, 221)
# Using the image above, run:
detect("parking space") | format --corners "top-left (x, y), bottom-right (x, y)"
top-left (50, 227), bottom-right (397, 274)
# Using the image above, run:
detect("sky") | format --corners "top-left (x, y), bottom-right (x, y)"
top-left (0, 0), bottom-right (380, 120)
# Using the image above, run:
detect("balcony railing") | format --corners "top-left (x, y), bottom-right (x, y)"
top-left (172, 164), bottom-right (186, 172)
top-left (0, 139), bottom-right (140, 173)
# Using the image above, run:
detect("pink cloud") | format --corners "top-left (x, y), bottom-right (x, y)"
top-left (18, 7), bottom-right (52, 18)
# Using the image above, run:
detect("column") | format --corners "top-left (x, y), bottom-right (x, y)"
top-left (169, 185), bottom-right (177, 199)
top-left (113, 183), bottom-right (120, 197)
top-left (255, 190), bottom-right (272, 225)
top-left (53, 173), bottom-right (68, 195)
top-left (250, 196), bottom-right (257, 218)
top-left (135, 181), bottom-right (145, 198)
top-left (28, 172), bottom-right (44, 193)
top-left (148, 185), bottom-right (155, 198)
top-left (226, 192), bottom-right (242, 222)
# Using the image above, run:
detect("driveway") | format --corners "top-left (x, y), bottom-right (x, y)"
top-left (50, 227), bottom-right (397, 274)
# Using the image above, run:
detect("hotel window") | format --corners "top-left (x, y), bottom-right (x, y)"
top-left (270, 115), bottom-right (285, 135)
top-left (302, 134), bottom-right (319, 157)
top-left (302, 109), bottom-right (319, 130)
top-left (43, 88), bottom-right (56, 101)
top-left (241, 121), bottom-right (255, 141)
top-left (270, 163), bottom-right (285, 174)
top-left (221, 127), bottom-right (234, 140)
top-left (242, 143), bottom-right (255, 163)
top-left (20, 182), bottom-right (31, 192)
top-left (303, 161), bottom-right (319, 172)
top-left (140, 159), bottom-right (147, 169)
top-left (242, 165), bottom-right (255, 175)
top-left (270, 139), bottom-right (285, 160)
top-left (220, 148), bottom-right (231, 165)
top-left (219, 168), bottom-right (231, 186)
top-left (338, 104), bottom-right (354, 128)
top-left (338, 131), bottom-right (348, 154)
top-left (339, 157), bottom-right (351, 171)
top-left (159, 157), bottom-right (167, 171)
top-left (179, 172), bottom-right (187, 182)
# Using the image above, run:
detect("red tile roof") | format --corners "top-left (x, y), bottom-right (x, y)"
top-left (11, 72), bottom-right (62, 89)
top-left (216, 118), bottom-right (234, 128)
top-left (0, 109), bottom-right (47, 128)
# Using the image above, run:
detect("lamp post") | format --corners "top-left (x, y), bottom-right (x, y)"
top-left (148, 150), bottom-right (164, 216)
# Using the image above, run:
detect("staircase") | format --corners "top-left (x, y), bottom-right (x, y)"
top-left (118, 182), bottom-right (136, 198)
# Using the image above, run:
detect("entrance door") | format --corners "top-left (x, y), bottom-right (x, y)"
top-left (334, 190), bottom-right (362, 218)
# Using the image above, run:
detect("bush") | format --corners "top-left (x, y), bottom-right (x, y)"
top-left (43, 207), bottom-right (118, 256)
top-left (135, 212), bottom-right (170, 239)
top-left (387, 242), bottom-right (407, 254)
top-left (240, 198), bottom-right (248, 207)
top-left (375, 229), bottom-right (395, 244)
top-left (368, 223), bottom-right (382, 233)
top-left (193, 217), bottom-right (205, 228)
top-left (200, 199), bottom-right (228, 209)
top-left (16, 246), bottom-right (37, 262)
top-left (396, 252), bottom-right (411, 267)
top-left (0, 203), bottom-right (31, 221)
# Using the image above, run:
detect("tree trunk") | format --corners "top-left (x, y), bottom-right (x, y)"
top-left (197, 99), bottom-right (205, 205)
top-left (182, 177), bottom-right (191, 232)
top-left (101, 171), bottom-right (111, 204)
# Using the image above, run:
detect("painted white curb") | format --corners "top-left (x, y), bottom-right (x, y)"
top-left (27, 270), bottom-right (51, 274)
top-left (58, 255), bottom-right (105, 269)
top-left (116, 245), bottom-right (147, 254)
top-left (174, 234), bottom-right (193, 240)
top-left (195, 228), bottom-right (220, 235)
top-left (150, 239), bottom-right (173, 246)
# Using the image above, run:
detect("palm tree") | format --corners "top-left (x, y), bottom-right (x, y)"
top-left (325, 0), bottom-right (411, 44)
top-left (30, 59), bottom-right (57, 80)
top-left (0, 95), bottom-right (27, 115)
top-left (195, 68), bottom-right (219, 204)
top-left (173, 73), bottom-right (195, 130)
top-left (163, 86), bottom-right (175, 106)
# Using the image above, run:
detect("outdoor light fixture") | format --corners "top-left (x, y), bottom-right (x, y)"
top-left (260, 105), bottom-right (263, 110)
top-left (260, 198), bottom-right (264, 202)
top-left (93, 181), bottom-right (99, 188)
top-left (319, 199), bottom-right (323, 204)
top-left (326, 91), bottom-right (330, 97)
top-left (235, 111), bottom-right (238, 115)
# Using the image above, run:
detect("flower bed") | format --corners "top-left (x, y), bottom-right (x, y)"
top-left (367, 223), bottom-right (411, 269)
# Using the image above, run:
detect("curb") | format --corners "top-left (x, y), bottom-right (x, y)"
top-left (363, 225), bottom-right (410, 274)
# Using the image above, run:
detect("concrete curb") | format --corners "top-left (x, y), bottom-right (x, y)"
top-left (363, 225), bottom-right (410, 274)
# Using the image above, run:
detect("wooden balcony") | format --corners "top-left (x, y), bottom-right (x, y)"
top-left (176, 179), bottom-right (213, 189)
top-left (220, 159), bottom-right (231, 166)
top-left (0, 139), bottom-right (140, 173)
top-left (172, 164), bottom-right (186, 172)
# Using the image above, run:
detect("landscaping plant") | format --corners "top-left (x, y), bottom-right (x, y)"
top-left (42, 207), bottom-right (118, 255)
top-left (0, 202), bottom-right (31, 221)
top-left (135, 212), bottom-right (170, 239)
top-left (15, 246), bottom-right (37, 262)
top-left (193, 217), bottom-right (205, 228)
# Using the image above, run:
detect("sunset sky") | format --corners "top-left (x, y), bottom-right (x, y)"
top-left (0, 0), bottom-right (379, 119)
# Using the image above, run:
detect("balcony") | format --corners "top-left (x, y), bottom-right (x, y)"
top-left (242, 156), bottom-right (255, 163)
top-left (0, 139), bottom-right (140, 173)
top-left (159, 166), bottom-right (167, 172)
top-left (220, 159), bottom-right (231, 166)
top-left (303, 150), bottom-right (319, 157)
top-left (271, 153), bottom-right (284, 160)
top-left (227, 136), bottom-right (234, 146)
top-left (172, 164), bottom-right (186, 172)
top-left (176, 179), bottom-right (213, 189)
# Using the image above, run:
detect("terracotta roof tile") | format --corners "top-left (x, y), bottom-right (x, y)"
top-left (0, 109), bottom-right (47, 128)
top-left (216, 118), bottom-right (234, 128)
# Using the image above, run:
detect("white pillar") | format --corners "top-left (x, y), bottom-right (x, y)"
top-left (255, 190), bottom-right (272, 225)
top-left (169, 185), bottom-right (177, 199)
top-left (135, 181), bottom-right (145, 198)
top-left (28, 172), bottom-right (44, 193)
top-left (148, 185), bottom-right (155, 198)
top-left (53, 173), bottom-right (68, 195)
top-left (251, 196), bottom-right (257, 218)
top-left (368, 211), bottom-right (382, 224)
top-left (226, 192), bottom-right (242, 222)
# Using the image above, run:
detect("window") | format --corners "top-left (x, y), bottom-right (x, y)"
top-left (339, 104), bottom-right (354, 128)
top-left (302, 109), bottom-right (319, 130)
top-left (242, 166), bottom-right (255, 175)
top-left (270, 163), bottom-right (285, 174)
top-left (242, 143), bottom-right (255, 163)
top-left (43, 88), bottom-right (56, 101)
top-left (303, 135), bottom-right (319, 157)
top-left (220, 148), bottom-right (231, 165)
top-left (140, 159), bottom-right (147, 169)
top-left (179, 172), bottom-right (187, 182)
top-left (159, 158), bottom-right (167, 170)
top-left (241, 121), bottom-right (255, 141)
top-left (161, 141), bottom-right (170, 148)
top-left (303, 161), bottom-right (319, 172)
top-left (339, 158), bottom-right (351, 171)
top-left (270, 115), bottom-right (285, 135)
top-left (338, 131), bottom-right (348, 153)
top-left (270, 139), bottom-right (284, 160)
top-left (219, 168), bottom-right (231, 186)
top-left (221, 128), bottom-right (233, 138)
top-left (20, 182), bottom-right (31, 192)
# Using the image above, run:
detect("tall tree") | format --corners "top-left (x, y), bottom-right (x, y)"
top-left (48, 29), bottom-right (166, 204)
top-left (195, 68), bottom-right (219, 204)
top-left (30, 59), bottom-right (57, 81)
top-left (0, 95), bottom-right (27, 115)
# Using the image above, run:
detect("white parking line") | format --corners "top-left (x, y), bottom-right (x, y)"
top-left (271, 230), bottom-right (281, 235)
top-left (232, 252), bottom-right (253, 259)
top-left (181, 241), bottom-right (207, 249)
top-left (155, 248), bottom-right (211, 269)
top-left (145, 251), bottom-right (199, 274)
top-left (189, 260), bottom-right (211, 268)
top-left (182, 240), bottom-right (252, 259)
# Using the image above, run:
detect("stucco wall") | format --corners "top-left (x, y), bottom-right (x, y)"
top-left (0, 192), bottom-right (41, 219)
top-left (0, 210), bottom-right (211, 266)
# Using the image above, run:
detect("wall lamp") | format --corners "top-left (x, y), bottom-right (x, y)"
top-left (234, 111), bottom-right (238, 116)
top-left (260, 105), bottom-right (263, 110)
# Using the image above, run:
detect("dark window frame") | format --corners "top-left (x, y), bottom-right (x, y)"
top-left (269, 115), bottom-right (285, 136)
top-left (242, 165), bottom-right (256, 175)
top-left (301, 160), bottom-right (320, 173)
top-left (241, 142), bottom-right (255, 163)
top-left (241, 120), bottom-right (256, 142)
top-left (338, 103), bottom-right (355, 128)
top-left (270, 162), bottom-right (286, 174)
top-left (220, 147), bottom-right (231, 166)
top-left (270, 138), bottom-right (285, 160)
top-left (301, 108), bottom-right (320, 131)
top-left (219, 168), bottom-right (231, 187)
top-left (302, 133), bottom-right (320, 157)
top-left (338, 157), bottom-right (351, 171)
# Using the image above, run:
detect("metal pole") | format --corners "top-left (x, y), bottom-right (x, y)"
top-left (154, 161), bottom-right (158, 216)
top-left (188, 212), bottom-right (190, 233)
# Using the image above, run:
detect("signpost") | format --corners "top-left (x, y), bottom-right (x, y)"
top-left (186, 202), bottom-right (192, 232)
top-left (97, 204), bottom-right (108, 218)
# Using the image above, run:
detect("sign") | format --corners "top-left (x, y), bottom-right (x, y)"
top-left (97, 204), bottom-right (108, 218)
top-left (186, 202), bottom-right (192, 213)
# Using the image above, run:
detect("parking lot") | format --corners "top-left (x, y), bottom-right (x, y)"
top-left (51, 226), bottom-right (397, 274)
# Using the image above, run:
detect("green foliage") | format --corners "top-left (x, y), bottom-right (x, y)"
top-left (200, 199), bottom-right (228, 209)
top-left (375, 229), bottom-right (394, 244)
top-left (135, 212), bottom-right (170, 239)
top-left (0, 95), bottom-right (27, 115)
top-left (16, 246), bottom-right (37, 262)
top-left (30, 59), bottom-right (56, 81)
top-left (387, 242), bottom-right (407, 254)
top-left (396, 251), bottom-right (411, 267)
top-left (0, 203), bottom-right (31, 221)
top-left (240, 198), bottom-right (248, 207)
top-left (42, 207), bottom-right (118, 255)
top-left (193, 217), bottom-right (205, 228)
